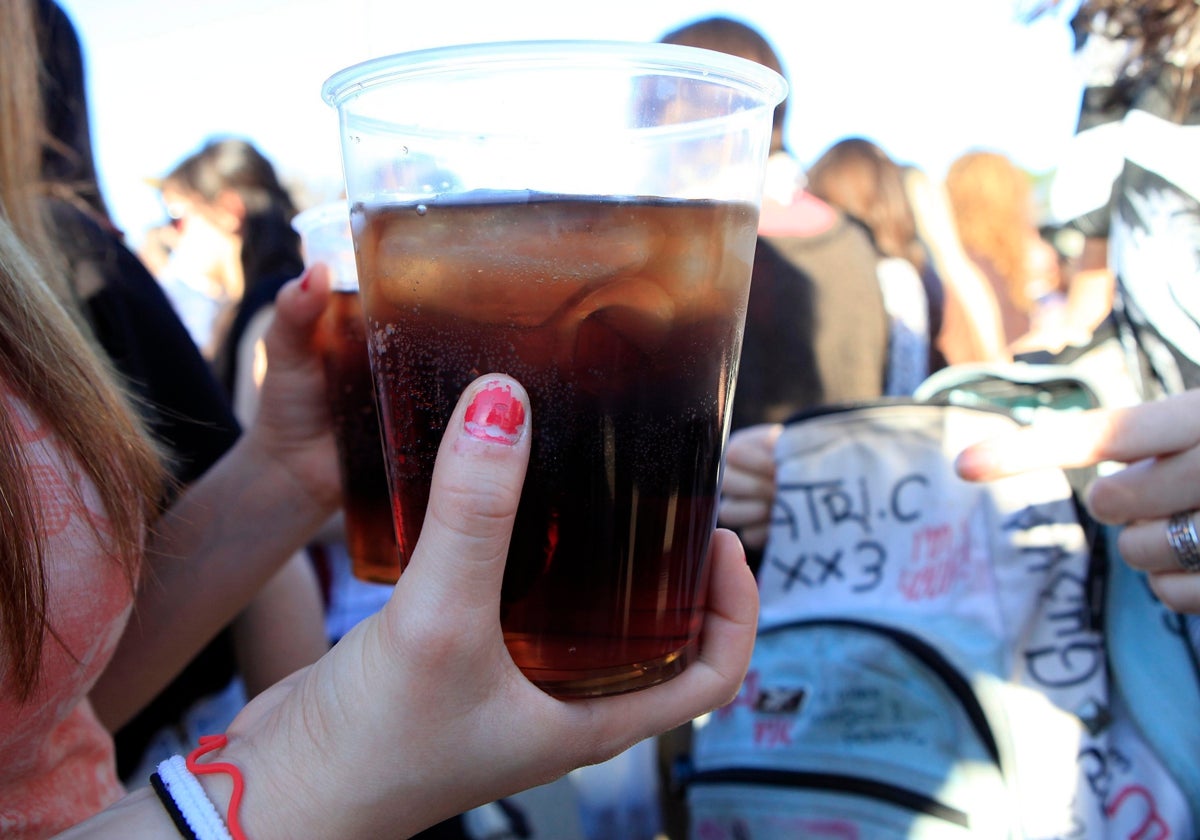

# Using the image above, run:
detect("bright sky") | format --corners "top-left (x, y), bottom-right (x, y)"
top-left (57, 0), bottom-right (1084, 245)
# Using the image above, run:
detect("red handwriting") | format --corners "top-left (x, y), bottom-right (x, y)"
top-left (753, 719), bottom-right (793, 747)
top-left (1106, 785), bottom-right (1169, 840)
top-left (899, 521), bottom-right (971, 601)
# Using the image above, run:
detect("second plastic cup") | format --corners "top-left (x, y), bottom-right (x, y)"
top-left (324, 41), bottom-right (786, 697)
top-left (293, 201), bottom-right (400, 583)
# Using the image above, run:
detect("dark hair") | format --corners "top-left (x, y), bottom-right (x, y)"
top-left (1032, 0), bottom-right (1200, 80)
top-left (659, 16), bottom-right (789, 153)
top-left (35, 0), bottom-right (114, 227)
top-left (165, 137), bottom-right (302, 287)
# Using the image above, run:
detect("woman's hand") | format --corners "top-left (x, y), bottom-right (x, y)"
top-left (718, 422), bottom-right (783, 550)
top-left (90, 267), bottom-right (342, 728)
top-left (956, 390), bottom-right (1200, 613)
top-left (213, 375), bottom-right (760, 840)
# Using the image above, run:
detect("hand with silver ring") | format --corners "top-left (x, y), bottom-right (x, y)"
top-left (954, 389), bottom-right (1200, 614)
top-left (1167, 511), bottom-right (1200, 572)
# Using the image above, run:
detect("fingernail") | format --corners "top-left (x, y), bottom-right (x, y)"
top-left (954, 444), bottom-right (995, 480)
top-left (298, 268), bottom-right (312, 292)
top-left (464, 381), bottom-right (526, 445)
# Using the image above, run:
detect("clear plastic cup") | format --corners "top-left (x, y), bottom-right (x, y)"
top-left (293, 201), bottom-right (399, 583)
top-left (292, 201), bottom-right (360, 293)
top-left (324, 40), bottom-right (786, 697)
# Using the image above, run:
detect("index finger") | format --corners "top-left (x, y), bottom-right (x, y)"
top-left (955, 390), bottom-right (1200, 481)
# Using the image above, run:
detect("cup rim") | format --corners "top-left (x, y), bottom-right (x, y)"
top-left (291, 199), bottom-right (350, 237)
top-left (321, 39), bottom-right (788, 110)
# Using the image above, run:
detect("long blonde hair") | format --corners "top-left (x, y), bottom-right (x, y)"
top-left (0, 0), bottom-right (164, 700)
top-left (944, 150), bottom-right (1038, 315)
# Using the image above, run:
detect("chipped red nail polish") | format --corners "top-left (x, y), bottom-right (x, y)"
top-left (298, 268), bottom-right (311, 292)
top-left (464, 382), bottom-right (526, 445)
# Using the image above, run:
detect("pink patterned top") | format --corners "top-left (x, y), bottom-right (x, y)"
top-left (0, 387), bottom-right (138, 838)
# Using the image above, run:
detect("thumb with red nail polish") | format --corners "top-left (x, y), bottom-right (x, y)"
top-left (463, 380), bottom-right (527, 445)
top-left (396, 375), bottom-right (532, 616)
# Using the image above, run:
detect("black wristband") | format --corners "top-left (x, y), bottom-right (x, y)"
top-left (150, 771), bottom-right (200, 840)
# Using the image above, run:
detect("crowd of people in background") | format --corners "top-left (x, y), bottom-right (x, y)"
top-left (7, 0), bottom-right (1200, 837)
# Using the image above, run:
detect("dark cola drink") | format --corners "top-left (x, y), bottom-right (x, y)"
top-left (353, 193), bottom-right (758, 697)
top-left (317, 288), bottom-right (400, 583)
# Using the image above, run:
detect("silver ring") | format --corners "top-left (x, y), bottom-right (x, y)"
top-left (1166, 511), bottom-right (1200, 573)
